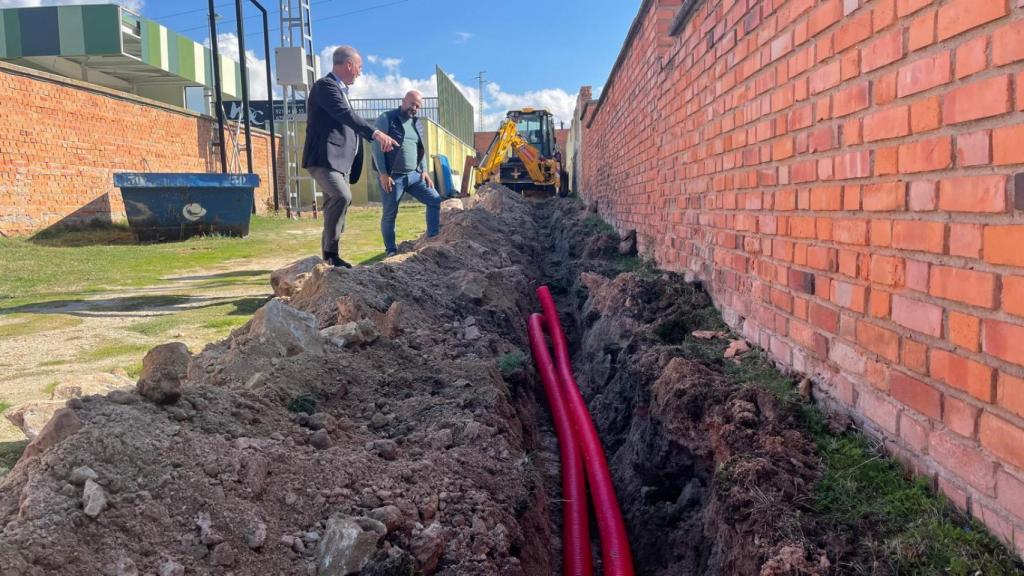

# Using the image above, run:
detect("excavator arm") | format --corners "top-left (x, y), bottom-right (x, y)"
top-left (475, 119), bottom-right (518, 186)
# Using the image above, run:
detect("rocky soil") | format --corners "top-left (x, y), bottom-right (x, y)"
top-left (2, 185), bottom-right (1004, 575)
top-left (0, 188), bottom-right (555, 576)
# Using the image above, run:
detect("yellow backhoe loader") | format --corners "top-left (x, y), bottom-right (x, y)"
top-left (475, 108), bottom-right (567, 196)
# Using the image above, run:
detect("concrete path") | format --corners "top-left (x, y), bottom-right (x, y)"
top-left (0, 256), bottom-right (299, 441)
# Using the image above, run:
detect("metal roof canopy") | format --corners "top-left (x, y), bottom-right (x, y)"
top-left (0, 5), bottom-right (242, 101)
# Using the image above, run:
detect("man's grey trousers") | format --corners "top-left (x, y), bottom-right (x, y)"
top-left (307, 166), bottom-right (352, 256)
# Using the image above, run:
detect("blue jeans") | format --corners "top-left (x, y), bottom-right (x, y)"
top-left (381, 171), bottom-right (441, 253)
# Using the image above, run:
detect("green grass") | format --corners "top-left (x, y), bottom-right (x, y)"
top-left (125, 314), bottom-right (187, 337)
top-left (498, 350), bottom-right (526, 378)
top-left (28, 219), bottom-right (135, 246)
top-left (812, 432), bottom-right (1022, 575)
top-left (0, 206), bottom-right (427, 310)
top-left (0, 440), bottom-right (26, 470)
top-left (76, 341), bottom-right (153, 364)
top-left (678, 336), bottom-right (1024, 573)
top-left (42, 380), bottom-right (59, 397)
top-left (717, 347), bottom-right (1024, 574)
top-left (582, 214), bottom-right (616, 237)
top-left (202, 315), bottom-right (250, 332)
top-left (126, 296), bottom-right (269, 338)
top-left (610, 255), bottom-right (660, 277)
top-left (120, 362), bottom-right (143, 380)
top-left (0, 400), bottom-right (9, 414)
top-left (94, 295), bottom-right (196, 310)
top-left (0, 314), bottom-right (83, 339)
top-left (5, 368), bottom-right (59, 381)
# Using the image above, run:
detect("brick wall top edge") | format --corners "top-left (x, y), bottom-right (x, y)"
top-left (0, 60), bottom-right (279, 139)
top-left (588, 0), bottom-right (661, 127)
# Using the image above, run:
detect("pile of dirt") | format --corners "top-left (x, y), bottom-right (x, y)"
top-left (6, 186), bottom-right (998, 575)
top-left (0, 187), bottom-right (556, 576)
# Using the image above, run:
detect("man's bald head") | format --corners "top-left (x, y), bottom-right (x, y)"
top-left (400, 90), bottom-right (424, 118)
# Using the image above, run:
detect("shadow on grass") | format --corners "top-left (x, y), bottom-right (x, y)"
top-left (165, 269), bottom-right (271, 282)
top-left (29, 221), bottom-right (136, 247)
top-left (0, 294), bottom-right (268, 319)
top-left (224, 296), bottom-right (268, 316)
top-left (28, 220), bottom-right (260, 248)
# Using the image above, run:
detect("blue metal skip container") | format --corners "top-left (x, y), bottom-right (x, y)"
top-left (113, 173), bottom-right (260, 242)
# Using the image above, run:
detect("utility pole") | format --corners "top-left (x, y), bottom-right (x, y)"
top-left (475, 71), bottom-right (487, 132)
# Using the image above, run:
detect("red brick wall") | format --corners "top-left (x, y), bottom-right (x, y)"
top-left (0, 61), bottom-right (282, 236)
top-left (579, 0), bottom-right (1024, 553)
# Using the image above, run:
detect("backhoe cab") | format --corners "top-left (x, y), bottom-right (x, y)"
top-left (475, 108), bottom-right (567, 196)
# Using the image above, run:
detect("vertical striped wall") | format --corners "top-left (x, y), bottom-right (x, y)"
top-left (436, 65), bottom-right (474, 146)
top-left (0, 5), bottom-right (239, 98)
top-left (0, 5), bottom-right (119, 58)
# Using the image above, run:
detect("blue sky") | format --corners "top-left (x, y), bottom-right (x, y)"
top-left (1, 0), bottom-right (642, 128)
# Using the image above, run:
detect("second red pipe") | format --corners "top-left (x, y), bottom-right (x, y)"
top-left (537, 285), bottom-right (635, 576)
top-left (527, 313), bottom-right (593, 576)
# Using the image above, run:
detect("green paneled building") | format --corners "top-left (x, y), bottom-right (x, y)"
top-left (0, 4), bottom-right (241, 108)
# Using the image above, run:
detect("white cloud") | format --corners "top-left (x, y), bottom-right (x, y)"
top-left (366, 55), bottom-right (379, 64)
top-left (317, 45), bottom-right (576, 131)
top-left (0, 0), bottom-right (143, 10)
top-left (205, 32), bottom-right (279, 100)
top-left (485, 82), bottom-right (576, 130)
top-left (453, 32), bottom-right (473, 44)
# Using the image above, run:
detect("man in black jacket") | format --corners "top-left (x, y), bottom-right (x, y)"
top-left (302, 45), bottom-right (397, 268)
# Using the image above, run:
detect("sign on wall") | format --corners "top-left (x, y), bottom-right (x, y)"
top-left (221, 99), bottom-right (306, 129)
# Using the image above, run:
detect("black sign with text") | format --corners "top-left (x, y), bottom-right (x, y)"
top-left (221, 100), bottom-right (306, 129)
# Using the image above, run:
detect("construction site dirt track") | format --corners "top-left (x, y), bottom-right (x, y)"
top-left (0, 186), bottom-right (851, 575)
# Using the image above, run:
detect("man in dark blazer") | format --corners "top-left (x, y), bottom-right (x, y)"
top-left (302, 45), bottom-right (397, 268)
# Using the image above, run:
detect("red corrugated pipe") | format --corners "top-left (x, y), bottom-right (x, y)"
top-left (526, 313), bottom-right (593, 576)
top-left (537, 285), bottom-right (635, 576)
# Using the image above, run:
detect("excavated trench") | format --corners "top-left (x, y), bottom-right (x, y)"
top-left (0, 186), bottom-right (832, 576)
top-left (532, 198), bottom-right (829, 575)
